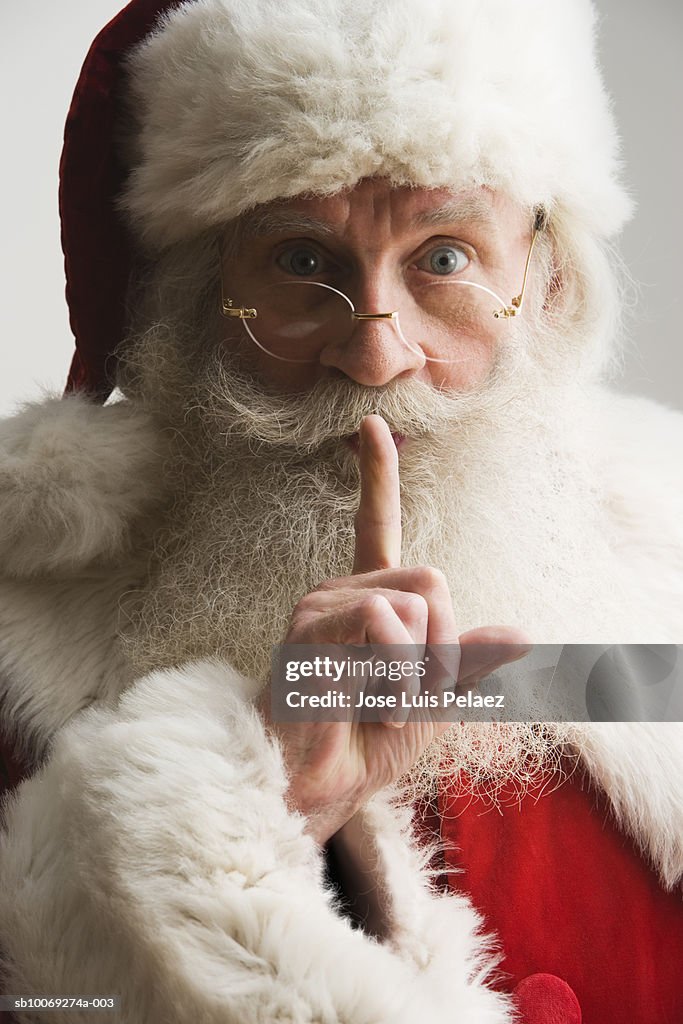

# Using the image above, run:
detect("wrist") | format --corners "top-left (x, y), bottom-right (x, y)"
top-left (286, 779), bottom-right (361, 844)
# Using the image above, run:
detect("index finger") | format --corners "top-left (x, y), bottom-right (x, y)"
top-left (353, 415), bottom-right (402, 573)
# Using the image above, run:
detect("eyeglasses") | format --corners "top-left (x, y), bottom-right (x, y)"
top-left (220, 208), bottom-right (546, 365)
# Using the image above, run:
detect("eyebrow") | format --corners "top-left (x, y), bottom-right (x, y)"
top-left (414, 195), bottom-right (496, 229)
top-left (239, 210), bottom-right (336, 239)
top-left (236, 194), bottom-right (496, 241)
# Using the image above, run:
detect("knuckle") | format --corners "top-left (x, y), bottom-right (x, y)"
top-left (289, 590), bottom-right (327, 630)
top-left (292, 591), bottom-right (317, 615)
top-left (360, 593), bottom-right (391, 619)
top-left (287, 612), bottom-right (308, 639)
top-left (412, 565), bottom-right (449, 594)
top-left (401, 592), bottom-right (429, 623)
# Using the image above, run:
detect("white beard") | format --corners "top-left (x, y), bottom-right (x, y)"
top-left (118, 317), bottom-right (643, 793)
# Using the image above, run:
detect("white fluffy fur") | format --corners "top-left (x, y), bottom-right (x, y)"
top-left (596, 393), bottom-right (683, 641)
top-left (0, 396), bottom-right (170, 757)
top-left (0, 396), bottom-right (168, 577)
top-left (122, 0), bottom-right (632, 250)
top-left (580, 723), bottom-right (683, 889)
top-left (0, 660), bottom-right (511, 1023)
top-left (1, 393), bottom-right (682, 1022)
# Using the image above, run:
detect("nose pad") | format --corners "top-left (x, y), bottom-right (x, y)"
top-left (319, 310), bottom-right (426, 386)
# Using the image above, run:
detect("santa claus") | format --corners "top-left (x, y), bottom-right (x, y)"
top-left (0, 1), bottom-right (681, 1022)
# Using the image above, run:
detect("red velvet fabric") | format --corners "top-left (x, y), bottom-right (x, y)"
top-left (60, 0), bottom-right (178, 401)
top-left (513, 974), bottom-right (582, 1024)
top-left (0, 733), bottom-right (31, 797)
top-left (0, 735), bottom-right (34, 1024)
top-left (438, 769), bottom-right (683, 1024)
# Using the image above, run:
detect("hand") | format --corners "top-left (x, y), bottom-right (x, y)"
top-left (259, 415), bottom-right (529, 843)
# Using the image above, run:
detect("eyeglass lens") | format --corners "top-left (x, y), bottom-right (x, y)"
top-left (237, 281), bottom-right (511, 364)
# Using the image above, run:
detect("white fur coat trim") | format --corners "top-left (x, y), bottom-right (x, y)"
top-left (0, 660), bottom-right (512, 1023)
top-left (122, 0), bottom-right (631, 249)
top-left (0, 397), bottom-right (168, 577)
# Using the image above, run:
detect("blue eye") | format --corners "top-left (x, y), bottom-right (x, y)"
top-left (277, 247), bottom-right (321, 276)
top-left (422, 245), bottom-right (470, 276)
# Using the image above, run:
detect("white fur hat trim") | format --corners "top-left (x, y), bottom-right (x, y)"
top-left (122, 0), bottom-right (633, 249)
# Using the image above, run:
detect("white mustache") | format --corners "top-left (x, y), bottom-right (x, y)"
top-left (197, 354), bottom-right (515, 453)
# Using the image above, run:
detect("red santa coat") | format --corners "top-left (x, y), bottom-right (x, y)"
top-left (438, 768), bottom-right (683, 1022)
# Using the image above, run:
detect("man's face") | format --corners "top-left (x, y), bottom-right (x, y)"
top-left (220, 178), bottom-right (535, 400)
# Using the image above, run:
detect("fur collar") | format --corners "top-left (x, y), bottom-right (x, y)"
top-left (579, 723), bottom-right (683, 888)
top-left (0, 395), bottom-right (168, 577)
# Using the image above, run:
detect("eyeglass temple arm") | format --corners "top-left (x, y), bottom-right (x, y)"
top-left (222, 300), bottom-right (257, 319)
top-left (494, 206), bottom-right (548, 319)
top-left (221, 291), bottom-right (257, 321)
top-left (217, 237), bottom-right (257, 318)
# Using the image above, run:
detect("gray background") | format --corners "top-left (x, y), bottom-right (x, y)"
top-left (0, 0), bottom-right (681, 416)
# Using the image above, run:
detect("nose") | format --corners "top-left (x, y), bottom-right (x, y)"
top-left (319, 298), bottom-right (426, 387)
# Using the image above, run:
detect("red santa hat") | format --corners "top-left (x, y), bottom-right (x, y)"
top-left (62, 0), bottom-right (632, 400)
top-left (61, 0), bottom-right (175, 399)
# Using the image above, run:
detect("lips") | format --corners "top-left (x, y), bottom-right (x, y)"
top-left (345, 432), bottom-right (407, 452)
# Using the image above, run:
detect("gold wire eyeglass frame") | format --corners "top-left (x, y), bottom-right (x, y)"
top-left (220, 207), bottom-right (547, 363)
